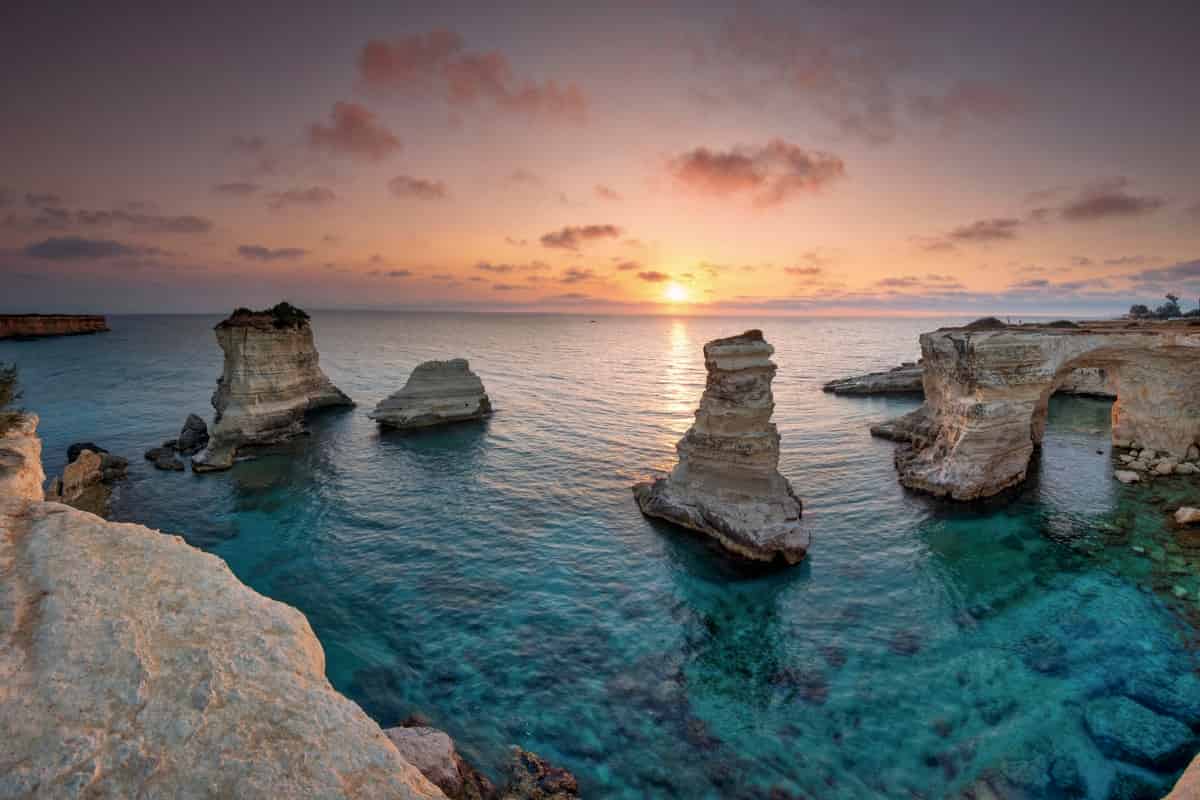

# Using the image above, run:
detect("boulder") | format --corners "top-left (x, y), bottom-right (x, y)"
top-left (1114, 470), bottom-right (1141, 484)
top-left (633, 330), bottom-right (808, 564)
top-left (384, 727), bottom-right (495, 800)
top-left (1156, 460), bottom-right (1179, 476)
top-left (1125, 671), bottom-right (1200, 726)
top-left (1177, 508), bottom-right (1200, 527)
top-left (175, 413), bottom-right (210, 455)
top-left (370, 359), bottom-right (492, 430)
top-left (67, 441), bottom-right (107, 463)
top-left (500, 748), bottom-right (579, 800)
top-left (145, 446), bottom-right (185, 471)
top-left (46, 449), bottom-right (110, 516)
top-left (1083, 696), bottom-right (1192, 768)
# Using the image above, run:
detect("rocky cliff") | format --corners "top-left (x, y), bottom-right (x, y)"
top-left (0, 314), bottom-right (109, 340)
top-left (633, 330), bottom-right (808, 564)
top-left (193, 304), bottom-right (353, 472)
top-left (826, 362), bottom-right (1115, 398)
top-left (892, 320), bottom-right (1200, 500)
top-left (370, 359), bottom-right (492, 429)
top-left (0, 415), bottom-right (445, 799)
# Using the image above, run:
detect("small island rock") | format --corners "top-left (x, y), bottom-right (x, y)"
top-left (633, 330), bottom-right (808, 565)
top-left (370, 359), bottom-right (493, 430)
top-left (175, 413), bottom-right (210, 455)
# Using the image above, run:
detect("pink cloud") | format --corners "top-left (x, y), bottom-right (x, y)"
top-left (669, 139), bottom-right (845, 207)
top-left (309, 102), bottom-right (401, 162)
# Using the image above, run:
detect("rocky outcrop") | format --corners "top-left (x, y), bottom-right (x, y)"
top-left (144, 446), bottom-right (185, 471)
top-left (192, 303), bottom-right (353, 472)
top-left (384, 726), bottom-right (496, 800)
top-left (890, 320), bottom-right (1200, 500)
top-left (823, 362), bottom-right (923, 395)
top-left (1083, 696), bottom-right (1192, 768)
top-left (633, 330), bottom-right (808, 564)
top-left (370, 360), bottom-right (492, 430)
top-left (175, 412), bottom-right (210, 455)
top-left (500, 749), bottom-right (580, 800)
top-left (1177, 508), bottom-right (1200, 526)
top-left (0, 314), bottom-right (109, 340)
top-left (46, 447), bottom-right (128, 516)
top-left (0, 415), bottom-right (445, 799)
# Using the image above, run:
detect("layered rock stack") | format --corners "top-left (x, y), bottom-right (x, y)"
top-left (192, 303), bottom-right (353, 472)
top-left (633, 330), bottom-right (808, 564)
top-left (370, 359), bottom-right (492, 430)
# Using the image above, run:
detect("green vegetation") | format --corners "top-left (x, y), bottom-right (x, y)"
top-left (0, 362), bottom-right (21, 435)
top-left (1129, 294), bottom-right (1198, 320)
top-left (226, 301), bottom-right (311, 329)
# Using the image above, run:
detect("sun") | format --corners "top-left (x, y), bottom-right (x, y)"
top-left (663, 283), bottom-right (689, 303)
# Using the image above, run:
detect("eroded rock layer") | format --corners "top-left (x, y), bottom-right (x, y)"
top-left (193, 305), bottom-right (353, 471)
top-left (823, 362), bottom-right (924, 395)
top-left (0, 416), bottom-right (445, 799)
top-left (370, 359), bottom-right (492, 429)
top-left (633, 330), bottom-right (808, 564)
top-left (0, 314), bottom-right (109, 339)
top-left (894, 320), bottom-right (1200, 500)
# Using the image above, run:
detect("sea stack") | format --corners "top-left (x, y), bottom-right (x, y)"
top-left (192, 303), bottom-right (353, 472)
top-left (633, 330), bottom-right (808, 565)
top-left (370, 359), bottom-right (492, 430)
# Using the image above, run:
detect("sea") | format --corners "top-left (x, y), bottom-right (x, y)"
top-left (4, 312), bottom-right (1198, 799)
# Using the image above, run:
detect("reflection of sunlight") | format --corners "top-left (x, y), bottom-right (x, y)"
top-left (655, 319), bottom-right (698, 466)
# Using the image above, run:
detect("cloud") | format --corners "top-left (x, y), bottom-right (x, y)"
top-left (874, 273), bottom-right (966, 292)
top-left (388, 175), bottom-right (448, 200)
top-left (369, 269), bottom-right (413, 278)
top-left (505, 169), bottom-right (543, 186)
top-left (1060, 178), bottom-right (1165, 222)
top-left (947, 217), bottom-right (1021, 243)
top-left (24, 236), bottom-right (157, 260)
top-left (237, 244), bottom-right (308, 261)
top-left (266, 186), bottom-right (337, 210)
top-left (637, 270), bottom-right (670, 283)
top-left (559, 267), bottom-right (595, 284)
top-left (909, 81), bottom-right (1024, 127)
top-left (492, 283), bottom-right (521, 291)
top-left (785, 266), bottom-right (822, 276)
top-left (358, 30), bottom-right (587, 123)
top-left (540, 224), bottom-right (621, 250)
top-left (309, 102), bottom-right (401, 161)
top-left (1128, 259), bottom-right (1200, 288)
top-left (229, 135), bottom-right (281, 175)
top-left (475, 260), bottom-right (549, 274)
top-left (73, 209), bottom-right (214, 234)
top-left (594, 184), bottom-right (622, 202)
top-left (26, 192), bottom-right (62, 207)
top-left (1071, 256), bottom-right (1093, 267)
top-left (1105, 255), bottom-right (1155, 266)
top-left (213, 182), bottom-right (261, 196)
top-left (615, 260), bottom-right (640, 271)
top-left (476, 262), bottom-right (514, 273)
top-left (668, 139), bottom-right (845, 207)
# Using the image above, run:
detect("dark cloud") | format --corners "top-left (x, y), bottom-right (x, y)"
top-left (237, 244), bottom-right (307, 261)
top-left (267, 186), bottom-right (336, 210)
top-left (559, 267), bottom-right (595, 284)
top-left (909, 81), bottom-right (1024, 127)
top-left (1070, 256), bottom-right (1093, 267)
top-left (369, 269), bottom-right (413, 278)
top-left (874, 274), bottom-right (966, 291)
top-left (594, 184), bottom-right (622, 202)
top-left (24, 236), bottom-right (155, 260)
top-left (505, 169), bottom-right (542, 186)
top-left (476, 262), bottom-right (514, 273)
top-left (947, 217), bottom-right (1021, 243)
top-left (309, 102), bottom-right (401, 161)
top-left (1060, 178), bottom-right (1165, 222)
top-left (475, 260), bottom-right (549, 274)
top-left (540, 224), bottom-right (621, 250)
top-left (73, 209), bottom-right (213, 234)
top-left (1128, 259), bottom-right (1200, 287)
top-left (615, 260), bottom-right (640, 271)
top-left (359, 30), bottom-right (588, 123)
top-left (492, 283), bottom-right (520, 291)
top-left (388, 175), bottom-right (448, 200)
top-left (637, 270), bottom-right (670, 283)
top-left (668, 139), bottom-right (845, 207)
top-left (26, 192), bottom-right (62, 207)
top-left (213, 182), bottom-right (261, 196)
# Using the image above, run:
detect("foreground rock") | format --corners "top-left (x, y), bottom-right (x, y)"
top-left (46, 446), bottom-right (128, 517)
top-left (192, 303), bottom-right (353, 472)
top-left (889, 319), bottom-right (1200, 500)
top-left (823, 362), bottom-right (923, 395)
top-left (0, 416), bottom-right (445, 799)
top-left (385, 726), bottom-right (496, 800)
top-left (633, 330), bottom-right (808, 564)
top-left (1167, 754), bottom-right (1200, 799)
top-left (0, 314), bottom-right (109, 339)
top-left (371, 359), bottom-right (493, 430)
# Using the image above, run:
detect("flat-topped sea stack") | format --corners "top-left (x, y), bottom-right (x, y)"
top-left (633, 330), bottom-right (808, 564)
top-left (892, 318), bottom-right (1200, 500)
top-left (370, 359), bottom-right (492, 430)
top-left (0, 314), bottom-right (109, 340)
top-left (192, 302), bottom-right (353, 472)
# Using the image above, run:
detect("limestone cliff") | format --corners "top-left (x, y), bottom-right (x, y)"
top-left (823, 362), bottom-right (924, 395)
top-left (633, 330), bottom-right (808, 564)
top-left (0, 314), bottom-right (109, 340)
top-left (370, 359), bottom-right (492, 429)
top-left (193, 304), bottom-right (353, 472)
top-left (892, 320), bottom-right (1200, 500)
top-left (0, 415), bottom-right (445, 799)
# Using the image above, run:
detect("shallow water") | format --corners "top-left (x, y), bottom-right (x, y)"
top-left (5, 312), bottom-right (1200, 799)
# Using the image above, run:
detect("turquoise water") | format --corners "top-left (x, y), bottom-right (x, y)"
top-left (5, 313), bottom-right (1200, 799)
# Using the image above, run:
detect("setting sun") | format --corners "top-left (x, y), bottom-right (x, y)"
top-left (663, 283), bottom-right (689, 303)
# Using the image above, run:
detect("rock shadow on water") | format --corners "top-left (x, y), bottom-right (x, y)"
top-left (646, 512), bottom-right (815, 583)
top-left (374, 415), bottom-right (491, 467)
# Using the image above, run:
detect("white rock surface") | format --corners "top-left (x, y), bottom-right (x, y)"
top-left (0, 415), bottom-right (445, 799)
top-left (370, 359), bottom-right (492, 429)
top-left (193, 306), bottom-right (353, 472)
top-left (1178, 507), bottom-right (1200, 526)
top-left (1114, 470), bottom-right (1141, 484)
top-left (384, 728), bottom-right (464, 798)
top-left (633, 330), bottom-right (808, 564)
top-left (893, 320), bottom-right (1200, 500)
top-left (0, 413), bottom-right (44, 501)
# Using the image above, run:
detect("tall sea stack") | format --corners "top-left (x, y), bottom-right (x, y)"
top-left (633, 330), bottom-right (808, 564)
top-left (192, 303), bottom-right (353, 472)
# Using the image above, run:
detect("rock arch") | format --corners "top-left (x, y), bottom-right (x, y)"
top-left (895, 321), bottom-right (1200, 499)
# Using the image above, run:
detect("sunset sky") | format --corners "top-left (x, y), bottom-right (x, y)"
top-left (3, 1), bottom-right (1198, 316)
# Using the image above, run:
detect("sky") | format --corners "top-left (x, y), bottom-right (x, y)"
top-left (2, 0), bottom-right (1199, 316)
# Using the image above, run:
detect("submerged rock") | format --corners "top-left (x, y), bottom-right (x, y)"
top-left (1, 415), bottom-right (445, 799)
top-left (633, 330), bottom-right (808, 564)
top-left (1083, 696), bottom-right (1192, 768)
top-left (192, 303), bottom-right (353, 472)
top-left (370, 359), bottom-right (493, 430)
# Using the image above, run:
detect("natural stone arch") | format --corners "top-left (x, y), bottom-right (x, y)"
top-left (895, 321), bottom-right (1200, 500)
